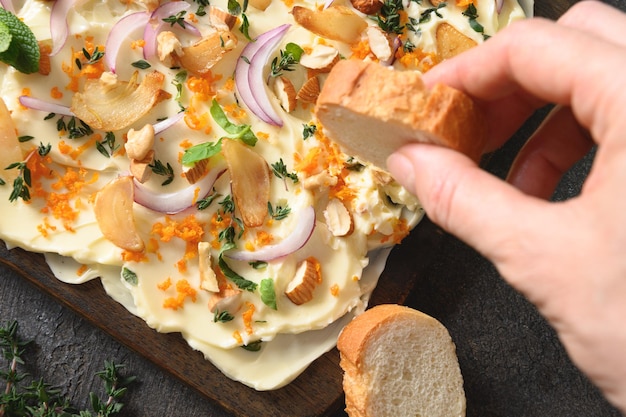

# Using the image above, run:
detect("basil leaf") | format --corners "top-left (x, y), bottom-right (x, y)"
top-left (260, 278), bottom-right (277, 310)
top-left (181, 138), bottom-right (223, 166)
top-left (122, 267), bottom-right (138, 286)
top-left (210, 99), bottom-right (257, 146)
top-left (218, 253), bottom-right (258, 292)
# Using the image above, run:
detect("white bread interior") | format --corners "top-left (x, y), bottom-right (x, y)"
top-left (337, 304), bottom-right (466, 417)
top-left (314, 60), bottom-right (486, 170)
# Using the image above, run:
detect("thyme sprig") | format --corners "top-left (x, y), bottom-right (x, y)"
top-left (0, 321), bottom-right (136, 417)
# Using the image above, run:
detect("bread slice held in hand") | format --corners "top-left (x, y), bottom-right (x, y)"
top-left (337, 304), bottom-right (466, 417)
top-left (314, 60), bottom-right (486, 170)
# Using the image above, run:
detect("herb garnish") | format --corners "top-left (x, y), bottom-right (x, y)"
top-left (0, 321), bottom-right (135, 417)
top-left (122, 267), bottom-right (138, 286)
top-left (76, 46), bottom-right (104, 69)
top-left (5, 161), bottom-right (31, 203)
top-left (182, 100), bottom-right (257, 166)
top-left (267, 201), bottom-right (291, 221)
top-left (302, 123), bottom-right (317, 140)
top-left (214, 310), bottom-right (235, 323)
top-left (96, 131), bottom-right (119, 158)
top-left (241, 340), bottom-right (262, 352)
top-left (270, 43), bottom-right (304, 78)
top-left (149, 159), bottom-right (175, 186)
top-left (374, 0), bottom-right (404, 35)
top-left (260, 278), bottom-right (277, 310)
top-left (419, 2), bottom-right (446, 24)
top-left (172, 70), bottom-right (188, 111)
top-left (196, 189), bottom-right (221, 210)
top-left (462, 4), bottom-right (488, 39)
top-left (271, 158), bottom-right (299, 190)
top-left (218, 253), bottom-right (258, 292)
top-left (0, 8), bottom-right (40, 74)
top-left (131, 59), bottom-right (151, 69)
top-left (163, 11), bottom-right (188, 28)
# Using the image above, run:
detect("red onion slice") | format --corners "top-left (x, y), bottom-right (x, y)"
top-left (225, 205), bottom-right (316, 262)
top-left (153, 111), bottom-right (185, 135)
top-left (0, 0), bottom-right (15, 14)
top-left (323, 0), bottom-right (334, 9)
top-left (495, 0), bottom-right (504, 13)
top-left (105, 11), bottom-right (150, 73)
top-left (235, 24), bottom-right (290, 127)
top-left (133, 164), bottom-right (225, 214)
top-left (19, 96), bottom-right (74, 116)
top-left (49, 0), bottom-right (76, 56)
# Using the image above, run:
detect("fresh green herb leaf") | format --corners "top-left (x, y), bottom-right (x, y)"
top-left (5, 161), bottom-right (31, 202)
top-left (182, 139), bottom-right (223, 166)
top-left (419, 2), bottom-right (446, 24)
top-left (250, 261), bottom-right (268, 270)
top-left (403, 39), bottom-right (416, 52)
top-left (240, 340), bottom-right (262, 352)
top-left (122, 267), bottom-right (138, 286)
top-left (214, 310), bottom-right (235, 323)
top-left (196, 189), bottom-right (221, 210)
top-left (172, 70), bottom-right (188, 110)
top-left (271, 158), bottom-right (299, 184)
top-left (345, 156), bottom-right (365, 171)
top-left (218, 253), bottom-right (258, 292)
top-left (462, 4), bottom-right (487, 38)
top-left (228, 0), bottom-right (242, 15)
top-left (240, 13), bottom-right (252, 40)
top-left (149, 159), bottom-right (175, 186)
top-left (260, 278), bottom-right (277, 310)
top-left (96, 131), bottom-right (119, 158)
top-left (37, 142), bottom-right (51, 157)
top-left (219, 194), bottom-right (236, 215)
top-left (163, 10), bottom-right (187, 28)
top-left (267, 201), bottom-right (291, 221)
top-left (17, 135), bottom-right (33, 143)
top-left (270, 42), bottom-right (304, 78)
top-left (373, 0), bottom-right (404, 35)
top-left (131, 59), bottom-right (151, 69)
top-left (0, 8), bottom-right (40, 74)
top-left (302, 123), bottom-right (317, 140)
top-left (209, 99), bottom-right (258, 146)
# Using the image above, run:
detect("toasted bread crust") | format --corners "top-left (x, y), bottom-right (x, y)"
top-left (314, 60), bottom-right (486, 169)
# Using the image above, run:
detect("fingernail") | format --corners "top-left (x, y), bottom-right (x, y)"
top-left (387, 152), bottom-right (415, 194)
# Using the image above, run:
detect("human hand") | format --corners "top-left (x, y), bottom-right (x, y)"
top-left (386, 1), bottom-right (626, 413)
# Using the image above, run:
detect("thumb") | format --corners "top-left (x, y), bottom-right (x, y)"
top-left (387, 144), bottom-right (547, 262)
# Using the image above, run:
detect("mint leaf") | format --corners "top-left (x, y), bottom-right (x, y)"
top-left (0, 8), bottom-right (40, 74)
top-left (0, 21), bottom-right (12, 53)
top-left (260, 278), bottom-right (277, 310)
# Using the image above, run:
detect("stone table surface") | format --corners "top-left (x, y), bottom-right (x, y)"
top-left (2, 1), bottom-right (626, 416)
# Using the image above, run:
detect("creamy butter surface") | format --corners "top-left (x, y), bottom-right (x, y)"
top-left (0, 0), bottom-right (528, 389)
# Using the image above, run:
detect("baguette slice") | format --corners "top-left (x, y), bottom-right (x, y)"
top-left (337, 304), bottom-right (466, 417)
top-left (314, 60), bottom-right (486, 169)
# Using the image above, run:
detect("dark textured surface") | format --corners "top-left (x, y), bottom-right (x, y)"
top-left (1, 1), bottom-right (625, 416)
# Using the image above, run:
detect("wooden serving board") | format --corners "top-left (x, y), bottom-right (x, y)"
top-left (0, 218), bottom-right (443, 417)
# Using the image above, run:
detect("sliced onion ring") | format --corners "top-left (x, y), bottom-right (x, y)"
top-left (105, 11), bottom-right (150, 73)
top-left (19, 96), bottom-right (74, 116)
top-left (225, 205), bottom-right (316, 262)
top-left (495, 0), bottom-right (504, 13)
top-left (133, 164), bottom-right (225, 214)
top-left (153, 111), bottom-right (185, 135)
top-left (0, 0), bottom-right (15, 14)
top-left (234, 24), bottom-right (290, 127)
top-left (49, 0), bottom-right (76, 56)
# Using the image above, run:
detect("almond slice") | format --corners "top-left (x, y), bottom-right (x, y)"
top-left (198, 242), bottom-right (219, 292)
top-left (183, 157), bottom-right (209, 184)
top-left (285, 258), bottom-right (322, 305)
top-left (367, 26), bottom-right (392, 62)
top-left (125, 123), bottom-right (155, 161)
top-left (94, 176), bottom-right (145, 252)
top-left (273, 76), bottom-right (297, 112)
top-left (221, 139), bottom-right (270, 228)
top-left (296, 76), bottom-right (320, 104)
top-left (208, 287), bottom-right (243, 313)
top-left (129, 149), bottom-right (154, 184)
top-left (209, 6), bottom-right (237, 30)
top-left (323, 198), bottom-right (353, 237)
top-left (351, 0), bottom-right (383, 15)
top-left (157, 31), bottom-right (183, 68)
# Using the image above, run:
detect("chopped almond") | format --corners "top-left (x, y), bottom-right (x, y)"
top-left (94, 176), bottom-right (145, 252)
top-left (208, 287), bottom-right (243, 313)
top-left (129, 149), bottom-right (155, 184)
top-left (273, 76), bottom-right (297, 112)
top-left (198, 241), bottom-right (219, 292)
top-left (302, 170), bottom-right (338, 191)
top-left (125, 123), bottom-right (155, 161)
top-left (157, 31), bottom-right (183, 68)
top-left (285, 258), bottom-right (322, 305)
top-left (367, 26), bottom-right (392, 62)
top-left (296, 76), bottom-right (320, 104)
top-left (323, 198), bottom-right (353, 237)
top-left (209, 6), bottom-right (237, 30)
top-left (184, 158), bottom-right (209, 184)
top-left (351, 0), bottom-right (383, 15)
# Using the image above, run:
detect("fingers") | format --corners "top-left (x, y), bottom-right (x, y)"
top-left (507, 105), bottom-right (595, 198)
top-left (386, 145), bottom-right (548, 260)
top-left (558, 0), bottom-right (626, 47)
top-left (421, 15), bottom-right (626, 147)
